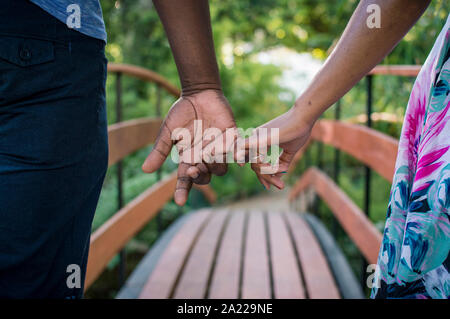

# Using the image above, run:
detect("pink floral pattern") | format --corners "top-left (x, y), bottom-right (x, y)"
top-left (372, 15), bottom-right (450, 299)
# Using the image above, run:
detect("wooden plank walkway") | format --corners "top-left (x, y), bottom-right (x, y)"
top-left (139, 209), bottom-right (340, 299)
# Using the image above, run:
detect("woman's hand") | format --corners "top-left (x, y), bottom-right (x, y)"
top-left (241, 103), bottom-right (315, 190)
top-left (241, 0), bottom-right (431, 190)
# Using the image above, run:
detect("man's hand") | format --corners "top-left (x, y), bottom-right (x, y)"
top-left (142, 89), bottom-right (236, 206)
top-left (150, 0), bottom-right (232, 205)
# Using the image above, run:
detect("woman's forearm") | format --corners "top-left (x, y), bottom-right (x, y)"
top-left (153, 0), bottom-right (221, 95)
top-left (295, 0), bottom-right (430, 123)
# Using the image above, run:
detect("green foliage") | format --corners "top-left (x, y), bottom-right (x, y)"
top-left (88, 0), bottom-right (449, 297)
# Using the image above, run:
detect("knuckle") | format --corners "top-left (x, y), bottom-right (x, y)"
top-left (177, 176), bottom-right (191, 184)
top-left (213, 164), bottom-right (228, 176)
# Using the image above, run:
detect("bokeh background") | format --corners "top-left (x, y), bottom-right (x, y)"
top-left (86, 0), bottom-right (449, 298)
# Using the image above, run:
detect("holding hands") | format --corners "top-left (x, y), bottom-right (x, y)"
top-left (146, 0), bottom-right (430, 205)
top-left (143, 95), bottom-right (316, 205)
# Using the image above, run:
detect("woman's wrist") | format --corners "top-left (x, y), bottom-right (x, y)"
top-left (292, 96), bottom-right (323, 127)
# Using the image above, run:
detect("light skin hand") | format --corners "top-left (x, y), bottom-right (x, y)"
top-left (239, 106), bottom-right (313, 190)
top-left (244, 0), bottom-right (430, 189)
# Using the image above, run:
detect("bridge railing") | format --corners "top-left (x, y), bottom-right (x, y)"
top-left (288, 65), bottom-right (420, 290)
top-left (84, 64), bottom-right (216, 290)
top-left (85, 63), bottom-right (421, 293)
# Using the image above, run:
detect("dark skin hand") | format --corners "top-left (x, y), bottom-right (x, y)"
top-left (143, 0), bottom-right (236, 205)
top-left (142, 89), bottom-right (236, 206)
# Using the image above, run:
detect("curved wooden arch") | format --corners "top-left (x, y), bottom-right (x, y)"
top-left (289, 167), bottom-right (382, 264)
top-left (108, 63), bottom-right (181, 97)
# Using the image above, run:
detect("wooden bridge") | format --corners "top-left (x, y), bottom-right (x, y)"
top-left (84, 63), bottom-right (421, 299)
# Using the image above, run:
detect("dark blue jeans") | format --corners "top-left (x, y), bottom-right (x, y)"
top-left (0, 0), bottom-right (108, 298)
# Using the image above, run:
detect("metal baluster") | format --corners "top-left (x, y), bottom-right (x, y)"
top-left (155, 84), bottom-right (162, 118)
top-left (116, 72), bottom-right (126, 288)
top-left (361, 75), bottom-right (373, 291)
top-left (332, 100), bottom-right (341, 237)
top-left (155, 84), bottom-right (164, 233)
top-left (317, 142), bottom-right (324, 170)
top-left (304, 145), bottom-right (311, 211)
top-left (313, 136), bottom-right (324, 217)
top-left (305, 146), bottom-right (311, 168)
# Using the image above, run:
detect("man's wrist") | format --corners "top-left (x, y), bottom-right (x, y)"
top-left (181, 83), bottom-right (222, 97)
top-left (181, 88), bottom-right (230, 112)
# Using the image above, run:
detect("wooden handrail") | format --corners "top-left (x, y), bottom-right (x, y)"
top-left (108, 117), bottom-right (162, 167)
top-left (85, 172), bottom-right (215, 290)
top-left (311, 120), bottom-right (398, 182)
top-left (86, 61), bottom-right (216, 289)
top-left (107, 117), bottom-right (216, 201)
top-left (346, 112), bottom-right (403, 125)
top-left (288, 65), bottom-right (418, 175)
top-left (105, 69), bottom-right (217, 199)
top-left (86, 172), bottom-right (178, 289)
top-left (289, 120), bottom-right (398, 182)
top-left (107, 63), bottom-right (181, 97)
top-left (369, 65), bottom-right (421, 77)
top-left (87, 118), bottom-right (217, 289)
top-left (192, 184), bottom-right (218, 204)
top-left (107, 64), bottom-right (421, 96)
top-left (289, 167), bottom-right (382, 264)
top-left (94, 63), bottom-right (412, 292)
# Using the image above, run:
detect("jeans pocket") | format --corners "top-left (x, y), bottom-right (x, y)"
top-left (0, 36), bottom-right (72, 108)
top-left (0, 36), bottom-right (54, 67)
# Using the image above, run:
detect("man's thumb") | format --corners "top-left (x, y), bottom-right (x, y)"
top-left (142, 124), bottom-right (173, 173)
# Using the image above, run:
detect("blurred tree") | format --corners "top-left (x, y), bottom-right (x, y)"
top-left (87, 0), bottom-right (449, 297)
top-left (98, 0), bottom-right (449, 204)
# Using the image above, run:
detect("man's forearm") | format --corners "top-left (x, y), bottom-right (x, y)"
top-left (153, 0), bottom-right (221, 95)
top-left (295, 0), bottom-right (431, 122)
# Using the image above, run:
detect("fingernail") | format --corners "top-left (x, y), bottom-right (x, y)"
top-left (281, 171), bottom-right (287, 174)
